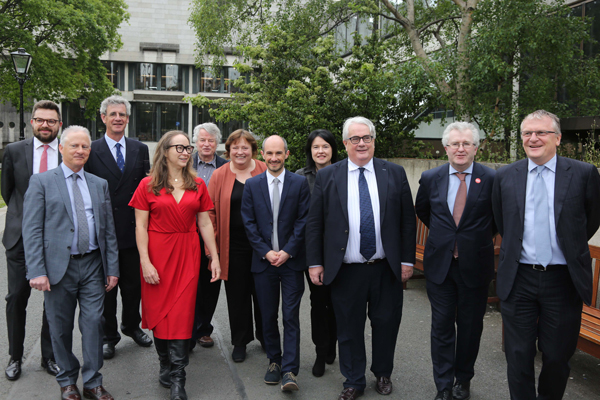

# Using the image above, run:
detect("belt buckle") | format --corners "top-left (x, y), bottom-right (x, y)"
top-left (532, 264), bottom-right (546, 271)
top-left (366, 259), bottom-right (376, 265)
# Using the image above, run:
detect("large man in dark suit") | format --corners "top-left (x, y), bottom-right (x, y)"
top-left (2, 100), bottom-right (61, 380)
top-left (492, 110), bottom-right (600, 400)
top-left (415, 122), bottom-right (496, 400)
top-left (23, 125), bottom-right (119, 400)
top-left (241, 135), bottom-right (310, 392)
top-left (84, 95), bottom-right (151, 359)
top-left (306, 117), bottom-right (416, 400)
top-left (190, 123), bottom-right (228, 350)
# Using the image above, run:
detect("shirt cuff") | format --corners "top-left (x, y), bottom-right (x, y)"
top-left (309, 265), bottom-right (322, 268)
top-left (401, 263), bottom-right (414, 267)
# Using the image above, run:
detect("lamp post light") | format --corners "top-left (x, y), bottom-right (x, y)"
top-left (78, 96), bottom-right (88, 125)
top-left (10, 48), bottom-right (32, 141)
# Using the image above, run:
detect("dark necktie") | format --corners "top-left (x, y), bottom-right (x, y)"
top-left (39, 145), bottom-right (49, 173)
top-left (534, 166), bottom-right (552, 266)
top-left (359, 167), bottom-right (376, 261)
top-left (115, 143), bottom-right (125, 173)
top-left (72, 174), bottom-right (89, 255)
top-left (453, 173), bottom-right (467, 257)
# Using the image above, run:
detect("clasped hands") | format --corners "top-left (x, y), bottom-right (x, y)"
top-left (265, 250), bottom-right (290, 267)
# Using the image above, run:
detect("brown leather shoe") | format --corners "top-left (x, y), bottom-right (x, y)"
top-left (197, 335), bottom-right (214, 348)
top-left (338, 387), bottom-right (364, 400)
top-left (375, 376), bottom-right (392, 395)
top-left (60, 385), bottom-right (81, 400)
top-left (82, 385), bottom-right (113, 400)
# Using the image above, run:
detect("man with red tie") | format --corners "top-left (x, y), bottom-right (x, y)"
top-left (2, 100), bottom-right (62, 380)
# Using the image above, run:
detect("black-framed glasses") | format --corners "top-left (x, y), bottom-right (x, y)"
top-left (167, 144), bottom-right (194, 154)
top-left (521, 131), bottom-right (555, 138)
top-left (347, 135), bottom-right (374, 144)
top-left (32, 118), bottom-right (60, 127)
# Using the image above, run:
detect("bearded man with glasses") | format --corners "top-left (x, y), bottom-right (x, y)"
top-left (2, 100), bottom-right (62, 381)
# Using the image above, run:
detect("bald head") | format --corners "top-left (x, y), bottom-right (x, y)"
top-left (261, 135), bottom-right (289, 177)
top-left (262, 135), bottom-right (288, 152)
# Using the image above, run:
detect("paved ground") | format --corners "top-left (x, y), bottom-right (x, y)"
top-left (0, 206), bottom-right (599, 399)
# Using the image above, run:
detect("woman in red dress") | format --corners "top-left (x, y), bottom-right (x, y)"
top-left (129, 131), bottom-right (220, 400)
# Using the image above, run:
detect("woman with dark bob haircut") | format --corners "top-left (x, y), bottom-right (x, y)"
top-left (206, 129), bottom-right (266, 363)
top-left (295, 129), bottom-right (338, 377)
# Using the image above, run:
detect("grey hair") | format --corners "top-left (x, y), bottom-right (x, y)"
top-left (342, 117), bottom-right (376, 140)
top-left (100, 95), bottom-right (131, 116)
top-left (60, 125), bottom-right (91, 145)
top-left (520, 110), bottom-right (562, 136)
top-left (262, 135), bottom-right (288, 152)
top-left (193, 123), bottom-right (222, 143)
top-left (442, 121), bottom-right (480, 147)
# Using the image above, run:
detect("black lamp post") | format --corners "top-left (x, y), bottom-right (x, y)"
top-left (78, 96), bottom-right (88, 125)
top-left (10, 48), bottom-right (32, 141)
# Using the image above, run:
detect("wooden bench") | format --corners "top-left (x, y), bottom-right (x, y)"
top-left (407, 216), bottom-right (501, 304)
top-left (577, 244), bottom-right (600, 358)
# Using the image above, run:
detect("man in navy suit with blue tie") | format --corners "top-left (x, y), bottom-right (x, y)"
top-left (416, 122), bottom-right (496, 400)
top-left (493, 110), bottom-right (600, 400)
top-left (241, 135), bottom-right (310, 392)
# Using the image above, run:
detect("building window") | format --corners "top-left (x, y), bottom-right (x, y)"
top-left (133, 63), bottom-right (184, 91)
top-left (132, 102), bottom-right (188, 142)
top-left (136, 63), bottom-right (158, 90)
top-left (192, 106), bottom-right (246, 141)
top-left (102, 61), bottom-right (124, 90)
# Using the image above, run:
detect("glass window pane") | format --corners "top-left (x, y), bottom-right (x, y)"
top-left (200, 70), bottom-right (222, 92)
top-left (160, 103), bottom-right (188, 138)
top-left (162, 64), bottom-right (181, 91)
top-left (585, 2), bottom-right (600, 57)
top-left (102, 61), bottom-right (123, 90)
top-left (226, 67), bottom-right (245, 93)
top-left (135, 102), bottom-right (157, 141)
top-left (136, 63), bottom-right (158, 90)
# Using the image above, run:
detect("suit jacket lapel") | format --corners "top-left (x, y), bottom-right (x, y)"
top-left (435, 164), bottom-right (454, 224)
top-left (513, 160), bottom-right (528, 225)
top-left (53, 168), bottom-right (74, 224)
top-left (554, 156), bottom-right (571, 224)
top-left (259, 173), bottom-right (273, 218)
top-left (278, 170), bottom-right (292, 213)
top-left (85, 173), bottom-right (102, 240)
top-left (25, 138), bottom-right (34, 176)
top-left (121, 138), bottom-right (139, 182)
top-left (96, 138), bottom-right (122, 180)
top-left (334, 160), bottom-right (349, 225)
top-left (461, 162), bottom-right (486, 224)
top-left (373, 158), bottom-right (388, 222)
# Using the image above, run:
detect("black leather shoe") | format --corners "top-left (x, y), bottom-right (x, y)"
top-left (41, 357), bottom-right (60, 376)
top-left (5, 358), bottom-right (21, 380)
top-left (338, 387), bottom-right (363, 400)
top-left (435, 389), bottom-right (451, 400)
top-left (312, 357), bottom-right (325, 377)
top-left (452, 381), bottom-right (471, 400)
top-left (102, 343), bottom-right (115, 360)
top-left (232, 345), bottom-right (246, 362)
top-left (375, 376), bottom-right (392, 395)
top-left (123, 328), bottom-right (152, 347)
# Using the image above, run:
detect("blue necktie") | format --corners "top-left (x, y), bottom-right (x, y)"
top-left (359, 167), bottom-right (376, 261)
top-left (115, 143), bottom-right (125, 173)
top-left (534, 165), bottom-right (552, 267)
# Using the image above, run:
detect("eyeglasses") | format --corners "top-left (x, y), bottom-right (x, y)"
top-left (448, 142), bottom-right (475, 149)
top-left (521, 131), bottom-right (555, 138)
top-left (167, 144), bottom-right (194, 154)
top-left (347, 135), bottom-right (374, 144)
top-left (197, 138), bottom-right (216, 144)
top-left (32, 118), bottom-right (60, 127)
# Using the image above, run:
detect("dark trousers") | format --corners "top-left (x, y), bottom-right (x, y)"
top-left (5, 237), bottom-right (54, 360)
top-left (501, 265), bottom-right (583, 400)
top-left (305, 270), bottom-right (337, 359)
top-left (45, 251), bottom-right (105, 388)
top-left (192, 240), bottom-right (222, 340)
top-left (426, 259), bottom-right (488, 391)
top-left (225, 249), bottom-right (263, 346)
top-left (330, 260), bottom-right (404, 391)
top-left (102, 247), bottom-right (142, 345)
top-left (254, 265), bottom-right (305, 375)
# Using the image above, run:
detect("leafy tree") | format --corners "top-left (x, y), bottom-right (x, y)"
top-left (0, 0), bottom-right (129, 116)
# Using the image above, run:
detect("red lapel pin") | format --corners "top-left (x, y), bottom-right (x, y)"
top-left (475, 178), bottom-right (481, 184)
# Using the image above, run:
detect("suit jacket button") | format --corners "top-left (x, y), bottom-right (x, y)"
top-left (114, 207), bottom-right (118, 211)
top-left (70, 229), bottom-right (74, 232)
top-left (345, 230), bottom-right (348, 233)
top-left (341, 248), bottom-right (345, 251)
top-left (67, 246), bottom-right (71, 250)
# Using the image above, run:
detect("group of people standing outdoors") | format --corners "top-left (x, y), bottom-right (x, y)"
top-left (2, 94), bottom-right (598, 400)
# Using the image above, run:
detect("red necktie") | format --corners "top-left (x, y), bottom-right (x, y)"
top-left (453, 173), bottom-right (467, 257)
top-left (39, 145), bottom-right (49, 173)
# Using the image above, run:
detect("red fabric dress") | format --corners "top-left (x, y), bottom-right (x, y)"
top-left (129, 177), bottom-right (214, 339)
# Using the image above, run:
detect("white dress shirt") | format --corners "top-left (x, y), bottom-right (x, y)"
top-left (266, 169), bottom-right (285, 209)
top-left (344, 159), bottom-right (385, 263)
top-left (33, 137), bottom-right (59, 174)
top-left (520, 155), bottom-right (567, 265)
top-left (104, 134), bottom-right (126, 164)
